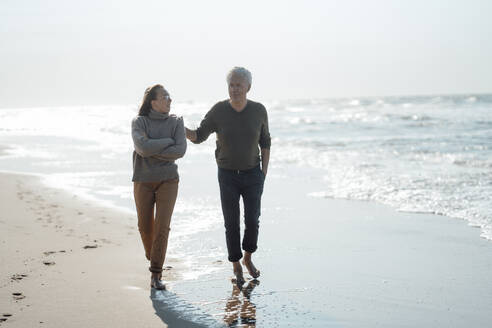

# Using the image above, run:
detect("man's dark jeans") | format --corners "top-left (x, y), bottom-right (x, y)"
top-left (218, 165), bottom-right (265, 262)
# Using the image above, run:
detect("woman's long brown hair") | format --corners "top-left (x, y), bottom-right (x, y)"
top-left (138, 84), bottom-right (164, 116)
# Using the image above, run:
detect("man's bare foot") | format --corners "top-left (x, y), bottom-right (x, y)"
top-left (242, 253), bottom-right (260, 279)
top-left (232, 261), bottom-right (245, 288)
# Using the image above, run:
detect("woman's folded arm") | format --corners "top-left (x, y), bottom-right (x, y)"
top-left (131, 119), bottom-right (175, 157)
top-left (152, 117), bottom-right (187, 160)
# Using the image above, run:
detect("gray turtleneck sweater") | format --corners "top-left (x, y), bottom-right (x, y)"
top-left (131, 109), bottom-right (187, 182)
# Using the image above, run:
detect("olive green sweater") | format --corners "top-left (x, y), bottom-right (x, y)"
top-left (131, 110), bottom-right (187, 182)
top-left (193, 100), bottom-right (271, 170)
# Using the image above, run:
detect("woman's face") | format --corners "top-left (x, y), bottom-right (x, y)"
top-left (228, 74), bottom-right (250, 102)
top-left (151, 88), bottom-right (172, 113)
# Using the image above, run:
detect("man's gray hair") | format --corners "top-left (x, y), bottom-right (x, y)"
top-left (226, 67), bottom-right (252, 86)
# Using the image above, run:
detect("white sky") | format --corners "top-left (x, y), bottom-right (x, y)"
top-left (1, 0), bottom-right (491, 107)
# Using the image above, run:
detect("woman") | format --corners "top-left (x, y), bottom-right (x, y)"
top-left (131, 84), bottom-right (186, 290)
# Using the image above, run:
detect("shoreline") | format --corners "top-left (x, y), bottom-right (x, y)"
top-left (2, 168), bottom-right (492, 326)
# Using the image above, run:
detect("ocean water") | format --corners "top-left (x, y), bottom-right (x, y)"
top-left (1, 94), bottom-right (490, 241)
top-left (270, 95), bottom-right (492, 240)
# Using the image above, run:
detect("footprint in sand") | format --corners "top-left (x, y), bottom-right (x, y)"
top-left (43, 261), bottom-right (55, 266)
top-left (12, 292), bottom-right (25, 300)
top-left (83, 245), bottom-right (98, 249)
top-left (43, 251), bottom-right (56, 256)
top-left (2, 314), bottom-right (12, 321)
top-left (11, 274), bottom-right (28, 282)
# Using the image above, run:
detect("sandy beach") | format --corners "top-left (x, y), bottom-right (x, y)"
top-left (2, 167), bottom-right (492, 327)
top-left (0, 172), bottom-right (190, 328)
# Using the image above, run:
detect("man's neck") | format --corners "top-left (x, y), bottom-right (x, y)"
top-left (229, 99), bottom-right (248, 112)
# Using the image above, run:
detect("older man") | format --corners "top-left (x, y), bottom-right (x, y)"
top-left (185, 67), bottom-right (271, 285)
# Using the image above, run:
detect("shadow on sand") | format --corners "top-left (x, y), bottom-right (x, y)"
top-left (151, 288), bottom-right (224, 328)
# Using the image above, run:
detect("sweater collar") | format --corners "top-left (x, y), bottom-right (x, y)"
top-left (148, 109), bottom-right (169, 120)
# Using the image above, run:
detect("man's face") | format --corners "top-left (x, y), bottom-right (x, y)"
top-left (228, 74), bottom-right (250, 102)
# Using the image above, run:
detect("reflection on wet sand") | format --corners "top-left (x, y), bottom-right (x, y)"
top-left (224, 279), bottom-right (259, 327)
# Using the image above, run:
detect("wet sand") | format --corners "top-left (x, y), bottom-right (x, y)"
top-left (160, 170), bottom-right (492, 327)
